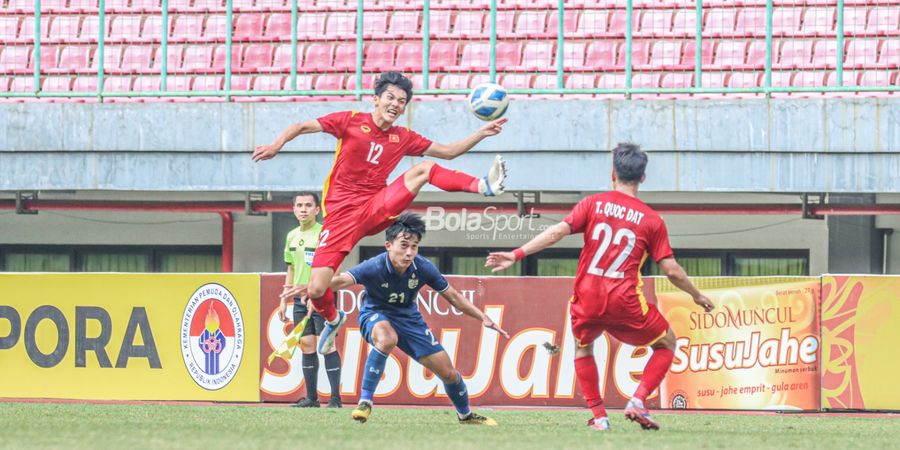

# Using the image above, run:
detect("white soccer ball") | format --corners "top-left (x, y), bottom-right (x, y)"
top-left (468, 83), bottom-right (509, 121)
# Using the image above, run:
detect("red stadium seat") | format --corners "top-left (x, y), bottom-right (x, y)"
top-left (103, 0), bottom-right (131, 11)
top-left (31, 46), bottom-right (60, 72)
top-left (233, 14), bottom-right (266, 41)
top-left (325, 12), bottom-right (356, 38)
top-left (49, 46), bottom-right (92, 74)
top-left (150, 45), bottom-right (186, 72)
top-left (777, 40), bottom-right (814, 69)
top-left (532, 74), bottom-right (559, 89)
top-left (387, 11), bottom-right (420, 38)
top-left (557, 41), bottom-right (587, 69)
top-left (608, 10), bottom-right (639, 37)
top-left (801, 8), bottom-right (835, 36)
top-left (649, 41), bottom-right (686, 70)
top-left (428, 42), bottom-right (459, 71)
top-left (811, 40), bottom-right (838, 69)
top-left (792, 71), bottom-right (829, 87)
top-left (735, 8), bottom-right (766, 37)
top-left (773, 8), bottom-right (803, 36)
top-left (315, 74), bottom-right (344, 90)
top-left (452, 11), bottom-right (485, 38)
top-left (516, 41), bottom-right (553, 71)
top-left (495, 10), bottom-right (516, 37)
top-left (727, 72), bottom-right (761, 88)
top-left (108, 15), bottom-right (144, 43)
top-left (131, 0), bottom-right (161, 13)
top-left (48, 17), bottom-right (83, 44)
top-left (332, 43), bottom-right (357, 71)
top-left (771, 71), bottom-right (793, 87)
top-left (515, 11), bottom-right (548, 37)
top-left (141, 16), bottom-right (165, 43)
top-left (181, 45), bottom-right (215, 73)
top-left (298, 13), bottom-right (328, 39)
top-left (204, 16), bottom-right (229, 41)
top-left (395, 42), bottom-right (423, 71)
top-left (844, 8), bottom-right (870, 35)
top-left (89, 45), bottom-right (124, 73)
top-left (583, 41), bottom-right (618, 70)
top-left (193, 75), bottom-right (224, 91)
top-left (672, 9), bottom-right (698, 37)
top-left (233, 0), bottom-right (257, 12)
top-left (9, 77), bottom-right (36, 92)
top-left (879, 40), bottom-right (899, 68)
top-left (428, 10), bottom-right (452, 37)
top-left (211, 45), bottom-right (238, 71)
top-left (0, 77), bottom-right (11, 92)
top-left (712, 40), bottom-right (748, 70)
top-left (564, 73), bottom-right (597, 89)
top-left (548, 10), bottom-right (579, 35)
top-left (744, 40), bottom-right (768, 69)
top-left (638, 10), bottom-right (672, 37)
top-left (363, 42), bottom-right (396, 71)
top-left (42, 76), bottom-right (74, 92)
top-left (172, 15), bottom-right (206, 42)
top-left (681, 39), bottom-right (715, 67)
top-left (239, 44), bottom-right (274, 72)
top-left (133, 76), bottom-right (160, 92)
top-left (498, 74), bottom-right (532, 89)
top-left (67, 0), bottom-right (98, 11)
top-left (17, 16), bottom-right (51, 44)
top-left (193, 0), bottom-right (225, 11)
top-left (615, 40), bottom-right (650, 69)
top-left (73, 76), bottom-right (99, 92)
top-left (40, 0), bottom-right (69, 12)
top-left (700, 71), bottom-right (728, 88)
top-left (116, 45), bottom-right (154, 74)
top-left (866, 8), bottom-right (899, 36)
top-left (231, 75), bottom-right (252, 91)
top-left (345, 73), bottom-right (378, 92)
top-left (281, 74), bottom-right (315, 90)
top-left (104, 76), bottom-right (134, 92)
top-left (268, 44), bottom-right (294, 72)
top-left (0, 47), bottom-right (32, 75)
top-left (660, 72), bottom-right (694, 88)
top-left (362, 11), bottom-right (389, 38)
top-left (437, 74), bottom-right (471, 90)
top-left (704, 9), bottom-right (737, 37)
top-left (844, 39), bottom-right (880, 69)
top-left (302, 43), bottom-right (335, 72)
top-left (0, 17), bottom-right (21, 42)
top-left (264, 14), bottom-right (291, 40)
top-left (858, 70), bottom-right (894, 86)
top-left (78, 16), bottom-right (101, 43)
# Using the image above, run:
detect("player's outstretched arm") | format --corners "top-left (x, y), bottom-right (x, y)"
top-left (252, 119), bottom-right (324, 162)
top-left (439, 286), bottom-right (509, 338)
top-left (657, 258), bottom-right (715, 312)
top-left (485, 221), bottom-right (572, 273)
top-left (423, 118), bottom-right (507, 160)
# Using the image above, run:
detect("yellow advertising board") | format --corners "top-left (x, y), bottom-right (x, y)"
top-left (822, 275), bottom-right (900, 410)
top-left (0, 274), bottom-right (259, 401)
top-left (658, 277), bottom-right (821, 410)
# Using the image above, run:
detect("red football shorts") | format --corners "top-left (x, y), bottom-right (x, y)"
top-left (569, 293), bottom-right (670, 347)
top-left (312, 177), bottom-right (416, 270)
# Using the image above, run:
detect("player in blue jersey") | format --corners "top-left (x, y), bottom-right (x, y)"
top-left (286, 213), bottom-right (507, 425)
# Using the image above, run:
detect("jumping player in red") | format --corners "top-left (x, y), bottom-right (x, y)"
top-left (485, 143), bottom-right (714, 432)
top-left (253, 72), bottom-right (508, 356)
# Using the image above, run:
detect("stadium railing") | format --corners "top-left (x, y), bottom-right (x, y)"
top-left (0, 0), bottom-right (897, 101)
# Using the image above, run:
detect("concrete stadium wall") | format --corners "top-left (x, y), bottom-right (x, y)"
top-left (1, 98), bottom-right (899, 193)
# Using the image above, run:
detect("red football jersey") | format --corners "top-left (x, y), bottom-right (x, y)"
top-left (563, 190), bottom-right (674, 317)
top-left (317, 111), bottom-right (432, 215)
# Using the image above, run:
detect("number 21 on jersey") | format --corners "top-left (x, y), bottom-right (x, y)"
top-left (587, 223), bottom-right (636, 278)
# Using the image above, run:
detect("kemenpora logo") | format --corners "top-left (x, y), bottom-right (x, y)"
top-left (181, 283), bottom-right (245, 391)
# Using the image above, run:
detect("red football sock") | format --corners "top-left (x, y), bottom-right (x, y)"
top-left (309, 288), bottom-right (338, 323)
top-left (574, 355), bottom-right (607, 418)
top-left (428, 164), bottom-right (480, 193)
top-left (633, 348), bottom-right (674, 402)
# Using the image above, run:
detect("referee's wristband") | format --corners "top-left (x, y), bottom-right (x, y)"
top-left (512, 248), bottom-right (526, 261)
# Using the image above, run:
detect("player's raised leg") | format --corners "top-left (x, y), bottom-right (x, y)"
top-left (573, 343), bottom-right (611, 431)
top-left (306, 266), bottom-right (346, 355)
top-left (401, 156), bottom-right (507, 198)
top-left (417, 351), bottom-right (497, 426)
top-left (624, 328), bottom-right (676, 431)
top-left (352, 320), bottom-right (398, 423)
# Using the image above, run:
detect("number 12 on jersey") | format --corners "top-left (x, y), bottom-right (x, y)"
top-left (587, 223), bottom-right (636, 278)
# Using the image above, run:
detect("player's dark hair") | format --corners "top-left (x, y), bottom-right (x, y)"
top-left (374, 71), bottom-right (414, 101)
top-left (293, 191), bottom-right (320, 207)
top-left (386, 213), bottom-right (426, 243)
top-left (613, 142), bottom-right (648, 184)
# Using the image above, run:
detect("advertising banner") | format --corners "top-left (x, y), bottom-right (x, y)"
top-left (260, 274), bottom-right (671, 408)
top-left (822, 275), bottom-right (900, 410)
top-left (0, 274), bottom-right (260, 401)
top-left (658, 277), bottom-right (821, 410)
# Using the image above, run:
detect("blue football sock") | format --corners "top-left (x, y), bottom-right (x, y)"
top-left (360, 348), bottom-right (388, 403)
top-left (444, 372), bottom-right (471, 417)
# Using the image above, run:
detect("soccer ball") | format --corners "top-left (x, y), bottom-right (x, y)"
top-left (468, 83), bottom-right (509, 121)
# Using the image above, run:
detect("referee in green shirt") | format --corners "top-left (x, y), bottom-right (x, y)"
top-left (279, 192), bottom-right (342, 408)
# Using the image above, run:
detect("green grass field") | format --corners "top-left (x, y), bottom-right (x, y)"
top-left (1, 402), bottom-right (898, 450)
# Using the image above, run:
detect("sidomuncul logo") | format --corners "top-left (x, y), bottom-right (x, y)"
top-left (181, 283), bottom-right (244, 391)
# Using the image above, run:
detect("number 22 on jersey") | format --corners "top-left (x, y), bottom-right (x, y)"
top-left (587, 223), bottom-right (636, 278)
